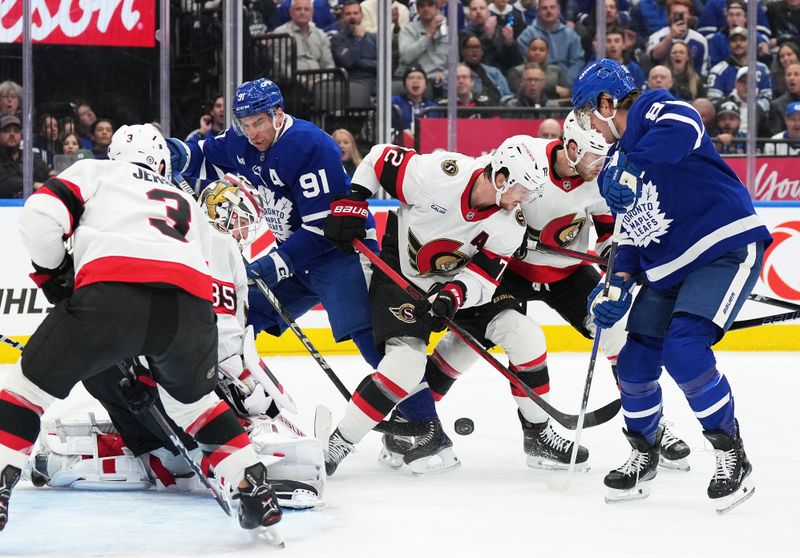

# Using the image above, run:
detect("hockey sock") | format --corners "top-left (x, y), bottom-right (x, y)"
top-left (0, 389), bottom-right (44, 470)
top-left (510, 357), bottom-right (551, 424)
top-left (617, 333), bottom-right (664, 444)
top-left (662, 315), bottom-right (736, 436)
top-left (396, 382), bottom-right (438, 422)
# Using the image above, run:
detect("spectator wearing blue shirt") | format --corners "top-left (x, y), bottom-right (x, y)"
top-left (706, 27), bottom-right (773, 114)
top-left (516, 0), bottom-right (586, 83)
top-left (330, 0), bottom-right (378, 96)
top-left (707, 1), bottom-right (771, 67)
top-left (698, 0), bottom-right (771, 39)
top-left (391, 65), bottom-right (438, 137)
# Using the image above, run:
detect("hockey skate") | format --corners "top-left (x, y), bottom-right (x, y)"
top-left (519, 411), bottom-right (589, 471)
top-left (323, 428), bottom-right (355, 477)
top-left (658, 421), bottom-right (691, 471)
top-left (703, 422), bottom-right (755, 514)
top-left (0, 465), bottom-right (21, 531)
top-left (604, 427), bottom-right (662, 504)
top-left (377, 409), bottom-right (414, 470)
top-left (402, 419), bottom-right (460, 476)
top-left (234, 462), bottom-right (284, 547)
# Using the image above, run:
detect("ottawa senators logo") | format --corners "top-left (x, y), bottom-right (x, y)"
top-left (407, 230), bottom-right (469, 276)
top-left (535, 213), bottom-right (586, 247)
top-left (389, 303), bottom-right (418, 324)
top-left (441, 159), bottom-right (458, 176)
top-left (515, 208), bottom-right (526, 227)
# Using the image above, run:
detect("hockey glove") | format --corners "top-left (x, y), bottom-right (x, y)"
top-left (601, 150), bottom-right (643, 214)
top-left (118, 357), bottom-right (158, 415)
top-left (165, 137), bottom-right (190, 175)
top-left (587, 274), bottom-right (636, 329)
top-left (324, 192), bottom-right (369, 254)
top-left (416, 281), bottom-right (466, 326)
top-left (29, 255), bottom-right (75, 305)
top-left (246, 250), bottom-right (293, 289)
top-left (217, 354), bottom-right (280, 419)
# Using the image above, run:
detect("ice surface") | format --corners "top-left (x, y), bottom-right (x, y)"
top-left (1, 352), bottom-right (798, 557)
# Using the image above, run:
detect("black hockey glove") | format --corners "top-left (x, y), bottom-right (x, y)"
top-left (29, 255), bottom-right (74, 305)
top-left (324, 187), bottom-right (370, 254)
top-left (118, 358), bottom-right (158, 415)
top-left (415, 281), bottom-right (467, 330)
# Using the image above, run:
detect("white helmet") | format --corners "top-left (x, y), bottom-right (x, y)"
top-left (108, 124), bottom-right (171, 178)
top-left (200, 174), bottom-right (265, 247)
top-left (490, 135), bottom-right (548, 206)
top-left (562, 111), bottom-right (609, 172)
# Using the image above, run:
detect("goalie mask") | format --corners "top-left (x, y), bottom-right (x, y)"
top-left (562, 110), bottom-right (609, 179)
top-left (490, 135), bottom-right (548, 207)
top-left (200, 174), bottom-right (265, 247)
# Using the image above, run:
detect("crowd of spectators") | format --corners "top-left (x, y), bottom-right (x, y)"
top-left (3, 0), bottom-right (800, 198)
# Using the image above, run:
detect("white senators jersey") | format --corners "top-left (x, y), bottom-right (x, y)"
top-left (354, 144), bottom-right (527, 309)
top-left (207, 228), bottom-right (248, 362)
top-left (20, 159), bottom-right (213, 301)
top-left (507, 140), bottom-right (614, 284)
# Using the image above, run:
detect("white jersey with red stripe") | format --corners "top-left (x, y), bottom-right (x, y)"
top-left (19, 159), bottom-right (213, 301)
top-left (207, 228), bottom-right (248, 362)
top-left (354, 144), bottom-right (527, 309)
top-left (508, 140), bottom-right (614, 284)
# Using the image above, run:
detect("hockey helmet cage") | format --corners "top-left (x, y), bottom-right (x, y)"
top-left (108, 123), bottom-right (171, 178)
top-left (232, 78), bottom-right (284, 136)
top-left (200, 174), bottom-right (265, 247)
top-left (562, 110), bottom-right (610, 170)
top-left (491, 135), bottom-right (548, 206)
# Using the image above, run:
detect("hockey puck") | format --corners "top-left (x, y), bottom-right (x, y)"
top-left (454, 417), bottom-right (474, 436)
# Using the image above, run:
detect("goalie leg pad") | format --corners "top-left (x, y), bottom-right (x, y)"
top-left (251, 432), bottom-right (324, 508)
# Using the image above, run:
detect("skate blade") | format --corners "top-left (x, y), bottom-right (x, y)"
top-left (604, 481), bottom-right (652, 504)
top-left (409, 448), bottom-right (461, 476)
top-left (251, 525), bottom-right (285, 548)
top-left (713, 477), bottom-right (756, 515)
top-left (659, 455), bottom-right (690, 472)
top-left (377, 448), bottom-right (405, 470)
top-left (527, 456), bottom-right (590, 472)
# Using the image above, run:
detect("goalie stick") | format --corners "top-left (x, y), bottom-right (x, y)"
top-left (351, 239), bottom-right (621, 430)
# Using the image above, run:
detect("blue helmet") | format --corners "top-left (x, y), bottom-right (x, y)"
top-left (232, 78), bottom-right (284, 134)
top-left (571, 59), bottom-right (637, 112)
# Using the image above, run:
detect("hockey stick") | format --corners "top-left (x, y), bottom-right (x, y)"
top-left (532, 241), bottom-right (608, 266)
top-left (0, 334), bottom-right (24, 352)
top-left (249, 275), bottom-right (428, 436)
top-left (115, 363), bottom-right (234, 517)
top-left (352, 239), bottom-right (621, 431)
top-left (729, 309), bottom-right (800, 331)
top-left (562, 217), bottom-right (625, 486)
top-left (747, 294), bottom-right (800, 311)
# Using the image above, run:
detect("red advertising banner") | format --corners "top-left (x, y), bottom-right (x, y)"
top-left (417, 118), bottom-right (800, 200)
top-left (0, 0), bottom-right (155, 47)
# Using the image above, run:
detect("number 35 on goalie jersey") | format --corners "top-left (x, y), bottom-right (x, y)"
top-left (354, 144), bottom-right (528, 309)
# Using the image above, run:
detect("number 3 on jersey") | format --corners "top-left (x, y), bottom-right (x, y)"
top-left (147, 189), bottom-right (191, 242)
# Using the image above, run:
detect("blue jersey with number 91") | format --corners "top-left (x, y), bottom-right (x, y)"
top-left (183, 116), bottom-right (375, 272)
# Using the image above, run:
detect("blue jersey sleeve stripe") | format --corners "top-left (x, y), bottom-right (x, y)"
top-left (302, 209), bottom-right (330, 223)
top-left (655, 113), bottom-right (704, 149)
top-left (301, 224), bottom-right (325, 236)
top-left (645, 215), bottom-right (763, 283)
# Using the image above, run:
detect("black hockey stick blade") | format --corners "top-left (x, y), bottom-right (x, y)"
top-left (747, 293), bottom-right (800, 311)
top-left (352, 239), bottom-right (622, 430)
top-left (729, 309), bottom-right (800, 331)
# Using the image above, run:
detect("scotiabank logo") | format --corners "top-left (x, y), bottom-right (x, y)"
top-left (0, 0), bottom-right (155, 47)
top-left (762, 221), bottom-right (800, 300)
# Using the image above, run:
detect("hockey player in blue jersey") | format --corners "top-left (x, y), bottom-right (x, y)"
top-left (571, 59), bottom-right (771, 513)
top-left (166, 78), bottom-right (382, 370)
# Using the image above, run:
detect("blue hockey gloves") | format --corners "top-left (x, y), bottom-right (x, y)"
top-left (29, 255), bottom-right (74, 305)
top-left (601, 150), bottom-right (642, 214)
top-left (247, 250), bottom-right (293, 289)
top-left (587, 274), bottom-right (636, 329)
top-left (165, 137), bottom-right (190, 175)
top-left (324, 193), bottom-right (369, 254)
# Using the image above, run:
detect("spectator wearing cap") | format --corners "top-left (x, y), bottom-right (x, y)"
top-left (460, 34), bottom-right (513, 106)
top-left (462, 0), bottom-right (522, 75)
top-left (706, 27), bottom-right (773, 112)
top-left (398, 0), bottom-right (450, 92)
top-left (725, 67), bottom-right (772, 135)
top-left (536, 118), bottom-right (562, 139)
top-left (767, 0), bottom-right (800, 48)
top-left (391, 66), bottom-right (438, 138)
top-left (0, 115), bottom-right (51, 198)
top-left (770, 61), bottom-right (800, 132)
top-left (516, 0), bottom-right (586, 83)
top-left (714, 101), bottom-right (746, 154)
top-left (698, 0), bottom-right (772, 39)
top-left (330, 0), bottom-right (378, 96)
top-left (764, 101), bottom-right (800, 155)
top-left (647, 0), bottom-right (710, 77)
top-left (707, 1), bottom-right (770, 67)
top-left (0, 80), bottom-right (22, 119)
